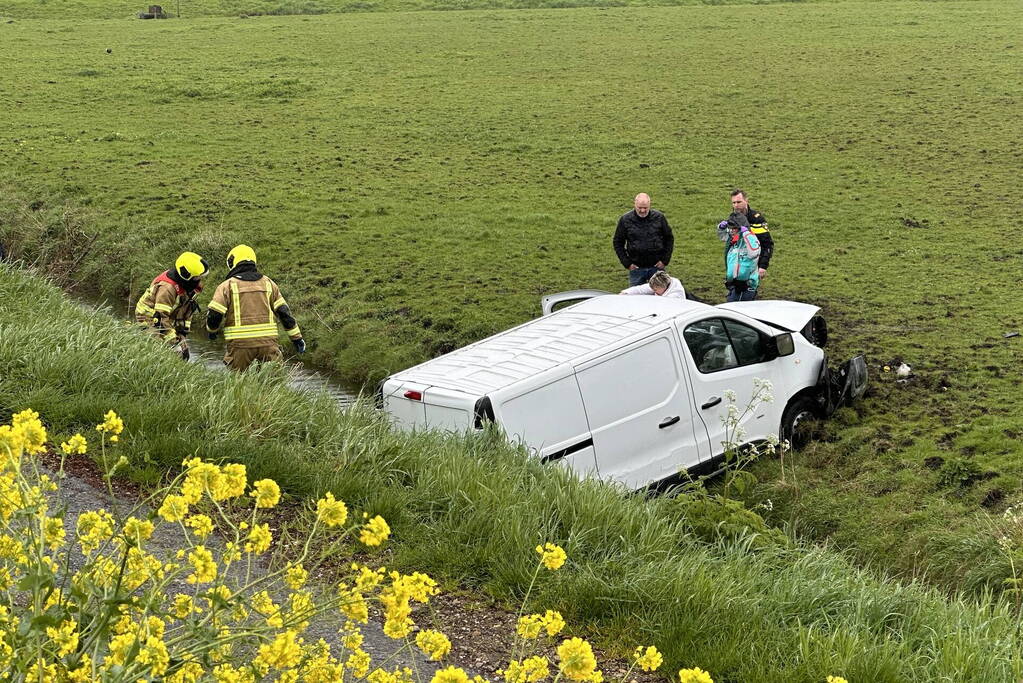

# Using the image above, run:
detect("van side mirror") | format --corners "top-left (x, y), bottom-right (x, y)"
top-left (774, 332), bottom-right (795, 357)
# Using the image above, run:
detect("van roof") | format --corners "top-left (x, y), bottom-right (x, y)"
top-left (389, 296), bottom-right (713, 395)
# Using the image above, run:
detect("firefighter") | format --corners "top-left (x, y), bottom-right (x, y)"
top-left (205, 244), bottom-right (305, 371)
top-left (135, 251), bottom-right (209, 361)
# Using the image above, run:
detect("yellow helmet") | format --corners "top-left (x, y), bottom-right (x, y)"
top-left (226, 244), bottom-right (257, 269)
top-left (174, 251), bottom-right (209, 280)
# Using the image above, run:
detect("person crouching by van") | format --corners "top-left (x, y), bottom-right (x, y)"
top-left (717, 219), bottom-right (761, 302)
top-left (620, 270), bottom-right (687, 299)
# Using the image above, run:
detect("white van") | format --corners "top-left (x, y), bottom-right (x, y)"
top-left (380, 293), bottom-right (866, 490)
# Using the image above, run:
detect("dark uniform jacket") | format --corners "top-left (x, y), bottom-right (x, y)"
top-left (612, 209), bottom-right (674, 269)
top-left (729, 207), bottom-right (774, 270)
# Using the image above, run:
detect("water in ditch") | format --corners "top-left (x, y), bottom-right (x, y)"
top-left (83, 293), bottom-right (361, 407)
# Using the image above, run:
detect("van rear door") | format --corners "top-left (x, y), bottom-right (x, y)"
top-left (493, 372), bottom-right (598, 478)
top-left (381, 380), bottom-right (473, 431)
top-left (573, 329), bottom-right (706, 489)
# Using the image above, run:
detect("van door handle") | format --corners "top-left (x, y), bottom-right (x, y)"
top-left (701, 397), bottom-right (722, 410)
top-left (658, 416), bottom-right (681, 429)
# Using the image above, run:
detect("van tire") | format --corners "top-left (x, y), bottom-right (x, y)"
top-left (780, 395), bottom-right (820, 451)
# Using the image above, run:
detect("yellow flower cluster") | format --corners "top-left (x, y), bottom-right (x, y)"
top-left (557, 637), bottom-right (601, 682)
top-left (535, 543), bottom-right (567, 571)
top-left (678, 667), bottom-right (715, 683)
top-left (360, 514), bottom-right (392, 546)
top-left (416, 629), bottom-right (453, 661)
top-left (316, 491), bottom-right (348, 527)
top-left (516, 610), bottom-right (565, 639)
top-left (826, 677), bottom-right (849, 683)
top-left (634, 646), bottom-right (663, 672)
top-left (380, 570), bottom-right (439, 639)
top-left (95, 409), bottom-right (124, 442)
top-left (503, 656), bottom-right (550, 683)
top-left (59, 433), bottom-right (87, 455)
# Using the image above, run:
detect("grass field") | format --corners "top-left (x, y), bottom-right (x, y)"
top-left (3, 263), bottom-right (1023, 681)
top-left (1, 0), bottom-right (1022, 595)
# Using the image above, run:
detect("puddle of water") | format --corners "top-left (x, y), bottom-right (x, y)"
top-left (80, 293), bottom-right (361, 407)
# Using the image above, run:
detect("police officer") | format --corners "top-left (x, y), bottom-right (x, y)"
top-left (135, 251), bottom-right (209, 361)
top-left (205, 245), bottom-right (305, 371)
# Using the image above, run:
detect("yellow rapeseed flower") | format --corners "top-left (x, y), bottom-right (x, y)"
top-left (60, 433), bottom-right (88, 455)
top-left (827, 678), bottom-right (849, 683)
top-left (634, 646), bottom-right (663, 672)
top-left (415, 629), bottom-right (452, 661)
top-left (186, 546), bottom-right (217, 584)
top-left (45, 619), bottom-right (79, 656)
top-left (541, 610), bottom-right (565, 637)
top-left (123, 516), bottom-right (155, 546)
top-left (516, 614), bottom-right (543, 639)
top-left (219, 463), bottom-right (247, 499)
top-left (503, 656), bottom-right (550, 683)
top-left (316, 492), bottom-right (348, 527)
top-left (252, 590), bottom-right (284, 628)
top-left (158, 494), bottom-right (189, 523)
top-left (678, 668), bottom-right (714, 683)
top-left (557, 637), bottom-right (598, 682)
top-left (42, 515), bottom-right (66, 550)
top-left (254, 630), bottom-right (303, 671)
top-left (171, 594), bottom-right (196, 619)
top-left (13, 409), bottom-right (48, 454)
top-left (244, 523), bottom-right (272, 554)
top-left (346, 648), bottom-right (372, 677)
top-left (285, 563), bottom-right (308, 590)
top-left (186, 514), bottom-right (214, 540)
top-left (359, 515), bottom-right (391, 547)
top-left (431, 666), bottom-right (471, 683)
top-left (535, 543), bottom-right (567, 571)
top-left (251, 479), bottom-right (281, 508)
top-left (95, 409), bottom-right (124, 438)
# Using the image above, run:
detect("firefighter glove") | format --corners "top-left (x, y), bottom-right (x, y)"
top-left (292, 338), bottom-right (306, 354)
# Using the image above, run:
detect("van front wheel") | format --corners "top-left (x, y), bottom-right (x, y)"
top-left (780, 395), bottom-right (820, 451)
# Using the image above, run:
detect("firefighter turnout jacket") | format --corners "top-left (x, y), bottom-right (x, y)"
top-left (205, 263), bottom-right (302, 347)
top-left (135, 270), bottom-right (201, 341)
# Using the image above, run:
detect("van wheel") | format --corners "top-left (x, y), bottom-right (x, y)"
top-left (780, 395), bottom-right (820, 451)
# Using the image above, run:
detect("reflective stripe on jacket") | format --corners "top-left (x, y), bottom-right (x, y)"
top-left (135, 271), bottom-right (197, 332)
top-left (206, 274), bottom-right (301, 347)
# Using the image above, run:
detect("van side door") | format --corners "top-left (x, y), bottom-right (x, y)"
top-left (678, 316), bottom-right (786, 458)
top-left (573, 330), bottom-right (705, 490)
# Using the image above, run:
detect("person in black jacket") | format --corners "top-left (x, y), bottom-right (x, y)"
top-left (720, 189), bottom-right (774, 280)
top-left (613, 193), bottom-right (675, 286)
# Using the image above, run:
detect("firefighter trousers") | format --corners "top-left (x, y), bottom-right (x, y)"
top-left (223, 342), bottom-right (283, 371)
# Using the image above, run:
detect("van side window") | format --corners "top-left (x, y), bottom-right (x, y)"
top-left (683, 319), bottom-right (737, 373)
top-left (722, 319), bottom-right (768, 365)
top-left (575, 337), bottom-right (679, 426)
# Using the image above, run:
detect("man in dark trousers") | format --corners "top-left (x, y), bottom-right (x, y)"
top-left (613, 193), bottom-right (675, 286)
top-left (720, 189), bottom-right (774, 281)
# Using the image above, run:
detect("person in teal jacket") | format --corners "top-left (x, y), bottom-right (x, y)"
top-left (717, 218), bottom-right (761, 301)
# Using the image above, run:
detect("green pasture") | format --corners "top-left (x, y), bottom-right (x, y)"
top-left (1, 0), bottom-right (1022, 593)
top-left (4, 263), bottom-right (1023, 681)
top-left (0, 0), bottom-right (854, 20)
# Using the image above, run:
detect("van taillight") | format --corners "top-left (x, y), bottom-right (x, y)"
top-left (404, 390), bottom-right (422, 401)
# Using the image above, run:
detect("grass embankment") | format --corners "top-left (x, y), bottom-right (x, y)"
top-left (1, 0), bottom-right (1022, 596)
top-left (2, 263), bottom-right (1022, 680)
